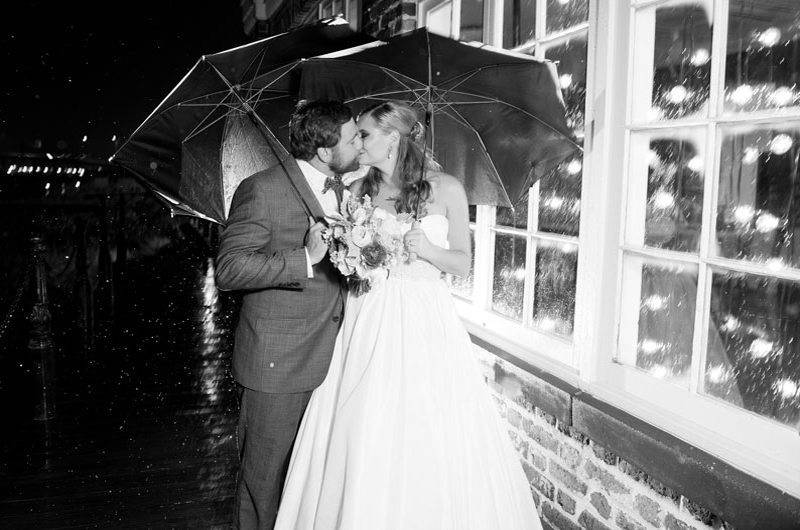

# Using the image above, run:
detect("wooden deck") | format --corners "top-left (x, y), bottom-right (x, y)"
top-left (0, 243), bottom-right (239, 528)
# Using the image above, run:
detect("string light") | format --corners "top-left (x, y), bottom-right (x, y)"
top-left (757, 27), bottom-right (782, 47)
top-left (643, 295), bottom-right (667, 311)
top-left (720, 315), bottom-right (741, 332)
top-left (690, 48), bottom-right (710, 66)
top-left (652, 189), bottom-right (675, 209)
top-left (766, 257), bottom-right (786, 271)
top-left (536, 317), bottom-right (558, 331)
top-left (639, 339), bottom-right (664, 355)
top-left (755, 212), bottom-right (780, 233)
top-left (545, 196), bottom-right (565, 209)
top-left (733, 205), bottom-right (755, 224)
top-left (667, 85), bottom-right (689, 104)
top-left (774, 378), bottom-right (799, 400)
top-left (706, 365), bottom-right (730, 384)
top-left (769, 134), bottom-right (793, 155)
top-left (769, 87), bottom-right (795, 107)
top-left (730, 84), bottom-right (754, 105)
top-left (742, 146), bottom-right (760, 165)
top-left (686, 155), bottom-right (704, 173)
top-left (559, 74), bottom-right (573, 89)
top-left (749, 338), bottom-right (773, 359)
top-left (566, 159), bottom-right (582, 175)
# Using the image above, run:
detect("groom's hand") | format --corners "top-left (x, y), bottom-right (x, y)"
top-left (305, 216), bottom-right (328, 265)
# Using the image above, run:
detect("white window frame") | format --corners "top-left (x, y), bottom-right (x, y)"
top-left (428, 0), bottom-right (597, 385)
top-left (582, 0), bottom-right (800, 498)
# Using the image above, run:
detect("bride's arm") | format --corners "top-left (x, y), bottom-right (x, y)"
top-left (406, 174), bottom-right (471, 277)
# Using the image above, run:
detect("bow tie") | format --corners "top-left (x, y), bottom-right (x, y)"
top-left (322, 174), bottom-right (345, 206)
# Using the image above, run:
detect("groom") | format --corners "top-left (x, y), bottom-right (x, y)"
top-left (215, 100), bottom-right (362, 529)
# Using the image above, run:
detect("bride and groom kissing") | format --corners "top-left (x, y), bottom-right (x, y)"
top-left (215, 99), bottom-right (542, 529)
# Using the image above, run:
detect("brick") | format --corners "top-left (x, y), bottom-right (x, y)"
top-left (591, 442), bottom-right (619, 466)
top-left (530, 448), bottom-right (548, 471)
top-left (665, 513), bottom-right (696, 530)
top-left (585, 461), bottom-right (630, 496)
top-left (536, 407), bottom-right (557, 426)
top-left (579, 510), bottom-right (613, 530)
top-left (568, 426), bottom-right (590, 445)
top-left (507, 407), bottom-right (522, 428)
top-left (507, 429), bottom-right (528, 458)
top-left (523, 418), bottom-right (559, 454)
top-left (522, 460), bottom-right (555, 500)
top-left (530, 487), bottom-right (541, 508)
top-left (683, 498), bottom-right (717, 526)
top-left (550, 460), bottom-right (588, 495)
top-left (645, 476), bottom-right (681, 506)
top-left (616, 512), bottom-right (647, 530)
top-left (635, 494), bottom-right (662, 527)
top-left (558, 442), bottom-right (582, 469)
top-left (557, 489), bottom-right (577, 515)
top-left (618, 458), bottom-right (648, 482)
top-left (542, 501), bottom-right (581, 530)
top-left (590, 491), bottom-right (611, 519)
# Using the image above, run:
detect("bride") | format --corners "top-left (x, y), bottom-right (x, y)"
top-left (274, 100), bottom-right (541, 530)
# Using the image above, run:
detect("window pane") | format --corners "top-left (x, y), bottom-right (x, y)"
top-left (705, 271), bottom-right (800, 428)
top-left (546, 0), bottom-right (589, 35)
top-left (724, 1), bottom-right (800, 113)
top-left (497, 198), bottom-right (528, 229)
top-left (322, 2), bottom-right (333, 18)
top-left (716, 123), bottom-right (800, 270)
top-left (632, 2), bottom-right (712, 122)
top-left (544, 34), bottom-right (587, 137)
top-left (460, 0), bottom-right (484, 42)
top-left (538, 156), bottom-right (581, 236)
top-left (533, 239), bottom-right (577, 336)
top-left (451, 230), bottom-right (475, 299)
top-left (492, 233), bottom-right (526, 320)
top-left (468, 204), bottom-right (477, 223)
top-left (503, 0), bottom-right (536, 48)
top-left (628, 130), bottom-right (705, 253)
top-left (618, 258), bottom-right (698, 386)
top-left (332, 0), bottom-right (343, 15)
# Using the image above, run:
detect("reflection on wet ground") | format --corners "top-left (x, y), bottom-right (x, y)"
top-left (0, 225), bottom-right (239, 527)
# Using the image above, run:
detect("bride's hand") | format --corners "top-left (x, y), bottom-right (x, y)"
top-left (404, 221), bottom-right (431, 260)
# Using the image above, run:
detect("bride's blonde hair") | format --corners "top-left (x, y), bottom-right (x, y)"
top-left (358, 101), bottom-right (440, 215)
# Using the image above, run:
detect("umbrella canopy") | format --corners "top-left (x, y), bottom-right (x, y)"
top-left (112, 17), bottom-right (374, 223)
top-left (292, 28), bottom-right (581, 208)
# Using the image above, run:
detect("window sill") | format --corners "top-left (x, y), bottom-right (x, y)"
top-left (467, 329), bottom-right (800, 528)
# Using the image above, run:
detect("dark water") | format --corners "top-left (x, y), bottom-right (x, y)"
top-left (0, 196), bottom-right (240, 527)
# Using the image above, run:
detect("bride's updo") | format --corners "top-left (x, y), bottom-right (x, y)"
top-left (358, 101), bottom-right (440, 215)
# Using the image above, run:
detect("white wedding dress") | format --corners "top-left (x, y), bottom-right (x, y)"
top-left (274, 212), bottom-right (541, 530)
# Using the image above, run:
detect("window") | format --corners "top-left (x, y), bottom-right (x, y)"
top-left (600, 0), bottom-right (800, 496)
top-left (443, 0), bottom-right (590, 368)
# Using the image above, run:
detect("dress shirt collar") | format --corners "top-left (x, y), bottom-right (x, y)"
top-left (296, 159), bottom-right (331, 191)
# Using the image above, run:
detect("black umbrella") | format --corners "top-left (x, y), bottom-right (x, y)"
top-left (112, 17), bottom-right (374, 223)
top-left (292, 27), bottom-right (581, 209)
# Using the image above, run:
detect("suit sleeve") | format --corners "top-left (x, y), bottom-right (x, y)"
top-left (215, 176), bottom-right (309, 291)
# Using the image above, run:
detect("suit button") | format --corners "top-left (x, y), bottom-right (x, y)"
top-left (332, 315), bottom-right (340, 323)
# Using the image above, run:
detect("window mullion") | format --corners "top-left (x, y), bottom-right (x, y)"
top-left (708, 0), bottom-right (729, 120)
top-left (523, 236), bottom-right (537, 327)
top-left (474, 205), bottom-right (496, 311)
top-left (535, 0), bottom-right (547, 41)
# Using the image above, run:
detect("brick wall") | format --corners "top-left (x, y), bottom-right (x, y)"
top-left (473, 346), bottom-right (734, 530)
top-left (361, 0), bottom-right (416, 39)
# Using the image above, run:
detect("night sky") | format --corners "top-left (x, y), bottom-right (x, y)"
top-left (0, 1), bottom-right (246, 158)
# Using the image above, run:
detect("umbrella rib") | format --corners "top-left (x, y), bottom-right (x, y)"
top-left (244, 61), bottom-right (303, 108)
top-left (343, 88), bottom-right (424, 104)
top-left (184, 106), bottom-right (239, 142)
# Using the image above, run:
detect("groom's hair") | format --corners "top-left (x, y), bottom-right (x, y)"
top-left (289, 100), bottom-right (353, 161)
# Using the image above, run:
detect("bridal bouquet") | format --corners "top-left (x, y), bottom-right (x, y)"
top-left (323, 194), bottom-right (412, 294)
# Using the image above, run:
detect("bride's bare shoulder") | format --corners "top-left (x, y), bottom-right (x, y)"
top-left (426, 172), bottom-right (465, 201)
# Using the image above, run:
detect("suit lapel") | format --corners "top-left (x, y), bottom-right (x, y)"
top-left (280, 156), bottom-right (326, 221)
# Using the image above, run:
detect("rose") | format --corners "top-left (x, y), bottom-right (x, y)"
top-left (361, 242), bottom-right (388, 268)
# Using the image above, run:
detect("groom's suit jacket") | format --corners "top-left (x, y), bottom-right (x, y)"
top-left (215, 161), bottom-right (345, 394)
